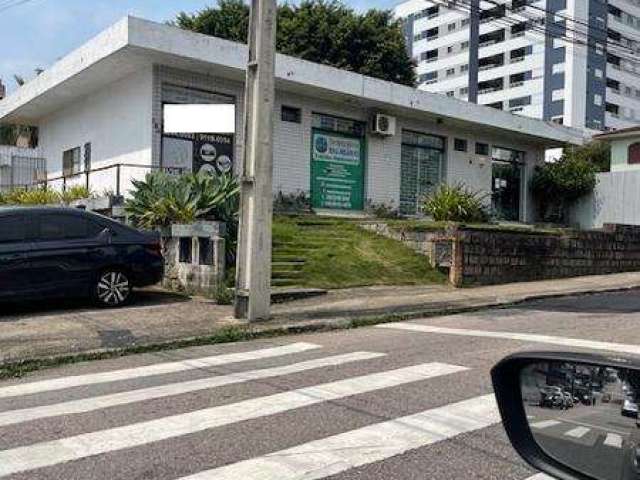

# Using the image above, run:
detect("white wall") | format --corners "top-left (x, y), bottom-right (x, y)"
top-left (39, 66), bottom-right (154, 195)
top-left (572, 170), bottom-right (640, 229)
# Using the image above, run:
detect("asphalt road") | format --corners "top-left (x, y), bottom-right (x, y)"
top-left (3, 290), bottom-right (640, 480)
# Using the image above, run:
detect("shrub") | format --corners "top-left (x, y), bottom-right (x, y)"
top-left (0, 185), bottom-right (91, 206)
top-left (530, 155), bottom-right (598, 223)
top-left (365, 200), bottom-right (400, 219)
top-left (58, 186), bottom-right (92, 205)
top-left (422, 183), bottom-right (489, 223)
top-left (273, 190), bottom-right (312, 214)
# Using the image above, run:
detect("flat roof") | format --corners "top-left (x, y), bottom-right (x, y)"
top-left (593, 126), bottom-right (640, 141)
top-left (0, 16), bottom-right (587, 147)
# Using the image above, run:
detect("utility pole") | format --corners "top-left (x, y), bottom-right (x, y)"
top-left (234, 0), bottom-right (277, 322)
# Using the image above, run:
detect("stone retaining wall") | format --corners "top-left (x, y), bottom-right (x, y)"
top-left (364, 222), bottom-right (640, 287)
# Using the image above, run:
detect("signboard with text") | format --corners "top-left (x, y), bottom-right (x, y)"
top-left (310, 130), bottom-right (365, 211)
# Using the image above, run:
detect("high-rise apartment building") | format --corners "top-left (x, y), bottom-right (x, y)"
top-left (395, 0), bottom-right (640, 131)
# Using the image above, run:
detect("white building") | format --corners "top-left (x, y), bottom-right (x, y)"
top-left (0, 17), bottom-right (585, 221)
top-left (395, 0), bottom-right (640, 131)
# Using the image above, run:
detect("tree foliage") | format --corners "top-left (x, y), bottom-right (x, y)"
top-left (173, 0), bottom-right (417, 86)
top-left (562, 141), bottom-right (611, 173)
top-left (531, 153), bottom-right (598, 223)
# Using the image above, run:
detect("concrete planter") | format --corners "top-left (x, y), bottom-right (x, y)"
top-left (160, 221), bottom-right (226, 295)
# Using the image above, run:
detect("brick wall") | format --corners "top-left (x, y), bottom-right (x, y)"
top-left (451, 224), bottom-right (640, 286)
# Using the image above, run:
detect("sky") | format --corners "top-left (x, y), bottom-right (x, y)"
top-left (0, 0), bottom-right (398, 94)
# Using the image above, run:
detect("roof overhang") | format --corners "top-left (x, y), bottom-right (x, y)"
top-left (593, 127), bottom-right (640, 142)
top-left (0, 16), bottom-right (589, 148)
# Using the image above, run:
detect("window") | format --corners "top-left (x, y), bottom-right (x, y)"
top-left (551, 89), bottom-right (565, 102)
top-left (461, 41), bottom-right (469, 50)
top-left (509, 95), bottom-right (532, 108)
top-left (84, 142), bottom-right (92, 172)
top-left (448, 22), bottom-right (456, 32)
top-left (595, 42), bottom-right (605, 55)
top-left (281, 106), bottom-right (301, 123)
top-left (447, 46), bottom-right (454, 53)
top-left (0, 216), bottom-right (27, 243)
top-left (552, 63), bottom-right (565, 74)
top-left (446, 68), bottom-right (455, 77)
top-left (446, 91), bottom-right (455, 97)
top-left (475, 142), bottom-right (489, 155)
top-left (553, 37), bottom-right (564, 49)
top-left (460, 87), bottom-right (469, 96)
top-left (629, 143), bottom-right (640, 164)
top-left (461, 64), bottom-right (469, 72)
top-left (37, 214), bottom-right (103, 241)
top-left (62, 147), bottom-right (82, 176)
top-left (594, 68), bottom-right (604, 78)
top-left (594, 94), bottom-right (603, 106)
top-left (454, 138), bottom-right (468, 152)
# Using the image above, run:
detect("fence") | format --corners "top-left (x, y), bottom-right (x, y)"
top-left (39, 164), bottom-right (186, 197)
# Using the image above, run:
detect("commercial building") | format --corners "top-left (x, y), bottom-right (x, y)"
top-left (0, 17), bottom-right (585, 221)
top-left (395, 0), bottom-right (640, 131)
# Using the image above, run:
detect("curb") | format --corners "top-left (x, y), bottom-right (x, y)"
top-left (2, 284), bottom-right (639, 379)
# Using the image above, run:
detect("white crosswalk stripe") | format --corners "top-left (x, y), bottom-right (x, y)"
top-left (564, 426), bottom-right (590, 438)
top-left (0, 342), bottom-right (321, 399)
top-left (0, 362), bottom-right (468, 477)
top-left (530, 420), bottom-right (562, 429)
top-left (525, 474), bottom-right (556, 480)
top-left (0, 352), bottom-right (385, 427)
top-left (176, 394), bottom-right (499, 480)
top-left (376, 323), bottom-right (640, 355)
top-left (604, 433), bottom-right (624, 448)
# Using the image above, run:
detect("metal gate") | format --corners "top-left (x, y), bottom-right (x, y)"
top-left (0, 155), bottom-right (47, 191)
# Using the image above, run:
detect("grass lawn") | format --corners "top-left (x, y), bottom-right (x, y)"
top-left (272, 216), bottom-right (447, 289)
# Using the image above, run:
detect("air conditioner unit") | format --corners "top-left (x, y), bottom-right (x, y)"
top-left (372, 114), bottom-right (396, 136)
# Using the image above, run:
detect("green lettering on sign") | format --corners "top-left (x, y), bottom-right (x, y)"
top-left (310, 130), bottom-right (365, 211)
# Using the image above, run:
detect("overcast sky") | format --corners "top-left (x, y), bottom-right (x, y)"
top-left (0, 0), bottom-right (400, 94)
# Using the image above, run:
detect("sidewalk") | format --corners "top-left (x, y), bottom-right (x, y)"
top-left (2, 272), bottom-right (640, 364)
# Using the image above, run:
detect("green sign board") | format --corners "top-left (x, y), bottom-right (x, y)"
top-left (310, 130), bottom-right (365, 211)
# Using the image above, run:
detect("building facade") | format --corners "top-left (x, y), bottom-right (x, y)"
top-left (0, 17), bottom-right (585, 222)
top-left (396, 0), bottom-right (640, 131)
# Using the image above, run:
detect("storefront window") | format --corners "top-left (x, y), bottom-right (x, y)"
top-left (400, 130), bottom-right (445, 216)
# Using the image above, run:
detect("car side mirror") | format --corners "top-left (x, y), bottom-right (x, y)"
top-left (492, 352), bottom-right (640, 480)
top-left (97, 228), bottom-right (112, 244)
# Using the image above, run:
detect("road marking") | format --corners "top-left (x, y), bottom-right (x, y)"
top-left (525, 474), bottom-right (555, 480)
top-left (0, 362), bottom-right (468, 477)
top-left (560, 418), bottom-right (629, 437)
top-left (604, 433), bottom-right (624, 448)
top-left (376, 323), bottom-right (640, 355)
top-left (0, 352), bottom-right (385, 427)
top-left (176, 394), bottom-right (499, 480)
top-left (564, 426), bottom-right (590, 438)
top-left (0, 343), bottom-right (320, 400)
top-left (530, 420), bottom-right (561, 429)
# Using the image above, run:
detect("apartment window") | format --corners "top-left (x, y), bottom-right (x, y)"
top-left (447, 46), bottom-right (454, 54)
top-left (461, 18), bottom-right (470, 27)
top-left (426, 49), bottom-right (439, 62)
top-left (461, 64), bottom-right (469, 72)
top-left (509, 96), bottom-right (532, 108)
top-left (446, 91), bottom-right (455, 97)
top-left (552, 63), bottom-right (565, 74)
top-left (460, 87), bottom-right (469, 96)
top-left (281, 106), bottom-right (302, 123)
top-left (448, 22), bottom-right (456, 32)
top-left (446, 68), bottom-right (455, 77)
top-left (62, 147), bottom-right (82, 176)
top-left (551, 89), bottom-right (565, 102)
top-left (461, 41), bottom-right (469, 50)
top-left (475, 142), bottom-right (489, 155)
top-left (594, 68), bottom-right (604, 78)
top-left (594, 94), bottom-right (603, 106)
top-left (553, 38), bottom-right (564, 49)
top-left (426, 27), bottom-right (439, 39)
top-left (454, 138), bottom-right (468, 152)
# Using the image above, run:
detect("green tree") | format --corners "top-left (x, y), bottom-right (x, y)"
top-left (531, 154), bottom-right (598, 223)
top-left (563, 141), bottom-right (611, 173)
top-left (173, 0), bottom-right (416, 86)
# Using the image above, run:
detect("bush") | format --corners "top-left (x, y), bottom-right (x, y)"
top-left (0, 185), bottom-right (91, 206)
top-left (273, 190), bottom-right (312, 214)
top-left (530, 155), bottom-right (598, 223)
top-left (58, 185), bottom-right (92, 205)
top-left (423, 184), bottom-right (489, 223)
top-left (365, 200), bottom-right (400, 219)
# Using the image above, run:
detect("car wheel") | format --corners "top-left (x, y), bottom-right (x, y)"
top-left (95, 269), bottom-right (132, 307)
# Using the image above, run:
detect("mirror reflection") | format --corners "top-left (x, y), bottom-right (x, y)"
top-left (521, 361), bottom-right (640, 480)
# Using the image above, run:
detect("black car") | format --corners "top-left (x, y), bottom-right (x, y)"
top-left (0, 207), bottom-right (163, 307)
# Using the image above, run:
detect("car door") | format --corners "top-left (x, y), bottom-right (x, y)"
top-left (0, 213), bottom-right (33, 298)
top-left (28, 212), bottom-right (106, 296)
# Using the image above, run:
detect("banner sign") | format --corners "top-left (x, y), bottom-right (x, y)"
top-left (193, 133), bottom-right (234, 175)
top-left (311, 131), bottom-right (365, 211)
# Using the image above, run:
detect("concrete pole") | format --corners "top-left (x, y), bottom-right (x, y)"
top-left (234, 0), bottom-right (277, 322)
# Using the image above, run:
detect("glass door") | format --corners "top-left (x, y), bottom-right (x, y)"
top-left (491, 160), bottom-right (522, 221)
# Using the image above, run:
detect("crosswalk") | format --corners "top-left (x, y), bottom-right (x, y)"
top-left (531, 417), bottom-right (625, 450)
top-left (0, 340), bottom-right (547, 480)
